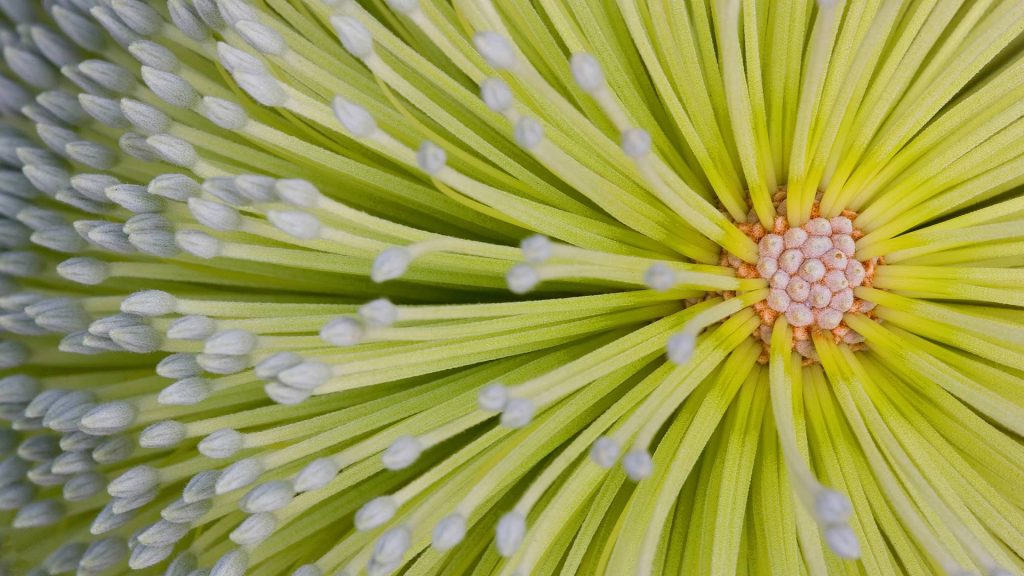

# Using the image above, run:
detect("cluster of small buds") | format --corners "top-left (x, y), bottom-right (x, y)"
top-left (725, 203), bottom-right (880, 362)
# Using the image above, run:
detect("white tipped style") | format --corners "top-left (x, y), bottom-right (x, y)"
top-left (373, 525), bottom-right (412, 564)
top-left (355, 496), bottom-right (397, 531)
top-left (500, 398), bottom-right (535, 428)
top-left (372, 247), bottom-right (411, 283)
top-left (198, 428), bottom-right (244, 459)
top-left (814, 489), bottom-right (853, 525)
top-left (432, 513), bottom-right (467, 551)
top-left (644, 262), bottom-right (676, 291)
top-left (477, 382), bottom-right (508, 411)
top-left (382, 436), bottom-right (422, 470)
top-left (520, 234), bottom-right (552, 264)
top-left (277, 360), bottom-right (331, 390)
top-left (667, 330), bottom-right (697, 365)
top-left (321, 317), bottom-right (365, 347)
top-left (570, 53), bottom-right (605, 93)
top-left (496, 511), bottom-right (526, 557)
top-left (232, 70), bottom-right (288, 107)
top-left (506, 264), bottom-right (539, 295)
top-left (590, 436), bottom-right (620, 468)
top-left (623, 449), bottom-right (653, 481)
top-left (480, 77), bottom-right (514, 113)
top-left (332, 97), bottom-right (377, 138)
top-left (474, 32), bottom-right (517, 70)
top-left (416, 141), bottom-right (446, 175)
top-left (331, 16), bottom-right (374, 59)
top-left (188, 197), bottom-right (241, 231)
top-left (514, 117), bottom-right (544, 150)
top-left (823, 524), bottom-right (861, 559)
top-left (621, 128), bottom-right (652, 158)
top-left (275, 179), bottom-right (320, 207)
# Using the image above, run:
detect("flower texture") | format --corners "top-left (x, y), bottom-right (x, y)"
top-left (0, 0), bottom-right (1022, 575)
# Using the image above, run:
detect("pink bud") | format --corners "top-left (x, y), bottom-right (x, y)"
top-left (832, 234), bottom-right (855, 257)
top-left (756, 257), bottom-right (779, 278)
top-left (785, 304), bottom-right (814, 327)
top-left (809, 284), bottom-right (832, 308)
top-left (823, 269), bottom-right (849, 292)
top-left (830, 289), bottom-right (854, 311)
top-left (767, 289), bottom-right (791, 313)
top-left (759, 234), bottom-right (785, 258)
top-left (783, 228), bottom-right (808, 249)
top-left (823, 249), bottom-right (848, 271)
top-left (786, 277), bottom-right (810, 302)
top-left (817, 308), bottom-right (843, 330)
top-left (845, 260), bottom-right (865, 286)
top-left (798, 258), bottom-right (826, 283)
top-left (802, 236), bottom-right (832, 258)
top-left (830, 216), bottom-right (853, 234)
top-left (770, 271), bottom-right (790, 289)
top-left (805, 217), bottom-right (831, 236)
top-left (779, 249), bottom-right (804, 274)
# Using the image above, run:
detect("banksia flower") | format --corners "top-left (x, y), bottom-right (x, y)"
top-left (1, 0), bottom-right (1023, 574)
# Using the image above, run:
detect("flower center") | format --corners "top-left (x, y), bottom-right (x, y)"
top-left (725, 196), bottom-right (882, 363)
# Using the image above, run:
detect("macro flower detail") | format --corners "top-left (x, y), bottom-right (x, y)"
top-left (0, 0), bottom-right (1022, 575)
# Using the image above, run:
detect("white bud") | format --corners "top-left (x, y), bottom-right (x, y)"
top-left (150, 173), bottom-right (200, 201)
top-left (108, 184), bottom-right (164, 214)
top-left (294, 458), bottom-right (338, 492)
top-left (230, 512), bottom-right (277, 545)
top-left (91, 501), bottom-right (135, 535)
top-left (253, 351), bottom-right (302, 380)
top-left (355, 496), bottom-right (397, 531)
top-left (79, 94), bottom-right (129, 128)
top-left (167, 315), bottom-right (217, 340)
top-left (204, 329), bottom-right (257, 355)
top-left (92, 436), bottom-right (134, 464)
top-left (321, 317), bottom-right (365, 346)
top-left (183, 470), bottom-right (220, 503)
top-left (277, 360), bottom-right (331, 390)
top-left (215, 457), bottom-right (263, 494)
top-left (232, 70), bottom-right (287, 106)
top-left (140, 420), bottom-right (187, 449)
top-left (79, 60), bottom-right (135, 93)
top-left (14, 499), bottom-right (64, 528)
top-left (477, 382), bottom-right (508, 411)
top-left (112, 0), bottom-right (162, 35)
top-left (78, 401), bottom-right (136, 435)
top-left (63, 471), bottom-right (105, 501)
top-left (359, 298), bottom-right (398, 327)
top-left (234, 174), bottom-right (277, 203)
top-left (234, 19), bottom-right (285, 54)
top-left (590, 436), bottom-right (620, 468)
top-left (500, 398), bottom-right (535, 428)
top-left (161, 497), bottom-right (212, 523)
top-left (268, 210), bottom-right (321, 240)
top-left (176, 229), bottom-right (222, 259)
top-left (474, 32), bottom-right (517, 69)
top-left (109, 324), bottom-right (161, 353)
top-left (137, 519), bottom-right (191, 547)
top-left (200, 97), bottom-right (248, 130)
top-left (0, 374), bottom-right (38, 403)
top-left (66, 140), bottom-right (117, 170)
top-left (570, 53), bottom-right (605, 93)
top-left (372, 247), bottom-right (412, 283)
top-left (0, 340), bottom-right (27, 369)
top-left (265, 382), bottom-right (311, 405)
top-left (514, 116), bottom-right (544, 149)
top-left (188, 197), bottom-right (241, 231)
top-left (199, 428), bottom-right (244, 459)
top-left (210, 549), bottom-right (248, 576)
top-left (53, 6), bottom-right (107, 51)
top-left (241, 480), bottom-right (293, 512)
top-left (156, 353), bottom-right (202, 379)
top-left (197, 353), bottom-right (249, 374)
top-left (159, 376), bottom-right (212, 406)
top-left (621, 128), bottom-right (652, 158)
top-left (480, 77), bottom-right (513, 112)
top-left (108, 465), bottom-right (158, 499)
top-left (496, 511), bottom-right (525, 557)
top-left (382, 436), bottom-right (421, 470)
top-left (331, 16), bottom-right (374, 58)
top-left (623, 449), bottom-right (653, 481)
top-left (4, 47), bottom-right (58, 89)
top-left (506, 264), bottom-right (539, 294)
top-left (275, 179), bottom-right (320, 207)
top-left (120, 98), bottom-right (170, 133)
top-left (148, 133), bottom-right (198, 167)
top-left (519, 234), bottom-right (552, 264)
top-left (216, 42), bottom-right (264, 74)
top-left (80, 538), bottom-right (128, 572)
top-left (121, 289), bottom-right (177, 317)
top-left (129, 40), bottom-right (178, 71)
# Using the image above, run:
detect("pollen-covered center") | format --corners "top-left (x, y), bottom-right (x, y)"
top-left (725, 198), bottom-right (882, 363)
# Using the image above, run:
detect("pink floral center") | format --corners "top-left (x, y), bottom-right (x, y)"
top-left (757, 216), bottom-right (864, 331)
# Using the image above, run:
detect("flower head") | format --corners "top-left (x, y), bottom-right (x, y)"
top-left (0, 1), bottom-right (1022, 576)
